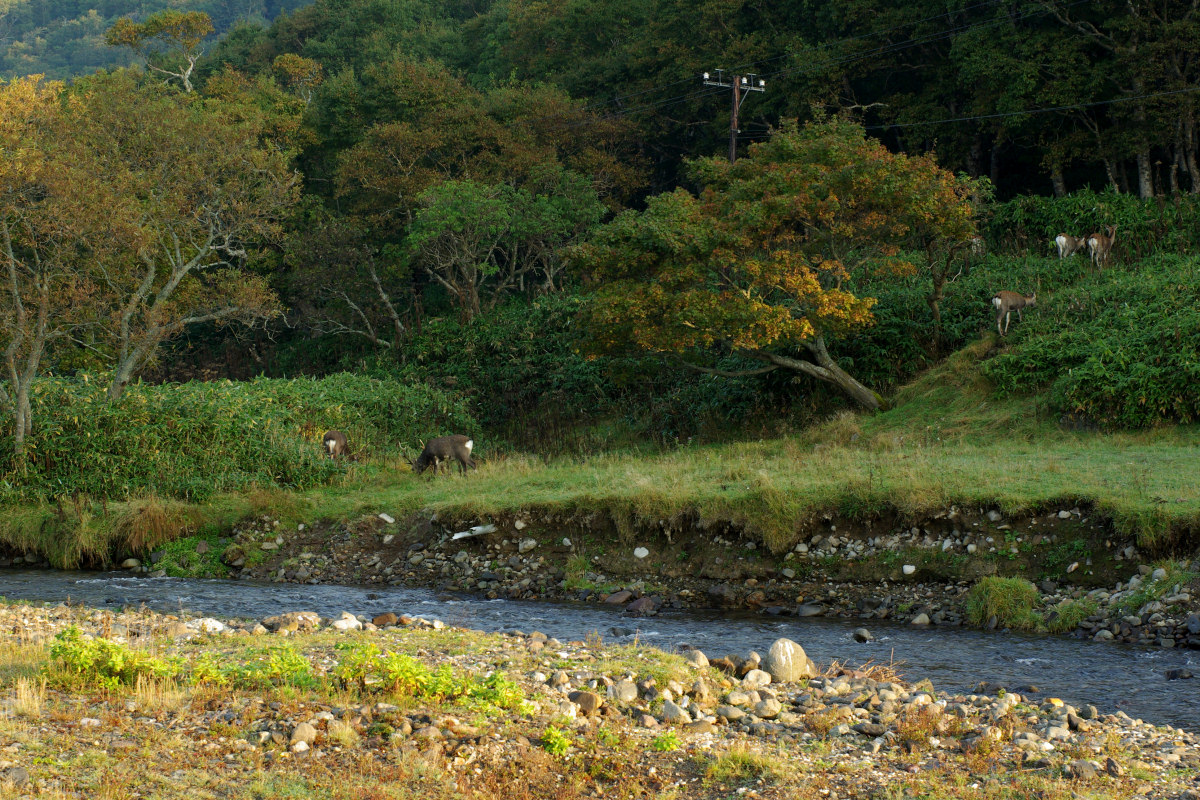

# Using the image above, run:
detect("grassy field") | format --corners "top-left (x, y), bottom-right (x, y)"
top-left (3, 339), bottom-right (1198, 568)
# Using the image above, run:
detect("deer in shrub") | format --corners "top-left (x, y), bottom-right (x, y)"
top-left (1054, 233), bottom-right (1088, 259)
top-left (322, 430), bottom-right (348, 460)
top-left (1087, 225), bottom-right (1117, 270)
top-left (412, 435), bottom-right (476, 476)
top-left (992, 290), bottom-right (1036, 336)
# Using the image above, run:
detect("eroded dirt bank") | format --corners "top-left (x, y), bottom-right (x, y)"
top-left (196, 502), bottom-right (1200, 652)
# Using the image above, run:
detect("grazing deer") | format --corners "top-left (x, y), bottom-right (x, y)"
top-left (1086, 225), bottom-right (1118, 269)
top-left (1054, 233), bottom-right (1088, 259)
top-left (322, 430), bottom-right (348, 460)
top-left (992, 291), bottom-right (1036, 336)
top-left (412, 435), bottom-right (476, 476)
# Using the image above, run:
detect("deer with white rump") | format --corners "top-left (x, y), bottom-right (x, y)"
top-left (1054, 233), bottom-right (1088, 259)
top-left (322, 430), bottom-right (348, 459)
top-left (992, 291), bottom-right (1036, 336)
top-left (1086, 225), bottom-right (1117, 270)
top-left (412, 435), bottom-right (476, 476)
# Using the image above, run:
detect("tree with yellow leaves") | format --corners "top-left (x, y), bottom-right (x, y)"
top-left (575, 117), bottom-right (982, 411)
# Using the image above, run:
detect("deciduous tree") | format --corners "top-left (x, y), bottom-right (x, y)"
top-left (576, 117), bottom-right (980, 411)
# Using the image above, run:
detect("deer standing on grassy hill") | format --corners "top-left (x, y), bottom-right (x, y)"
top-left (322, 430), bottom-right (348, 460)
top-left (412, 435), bottom-right (476, 476)
top-left (1054, 233), bottom-right (1088, 259)
top-left (1086, 225), bottom-right (1118, 270)
top-left (992, 291), bottom-right (1036, 336)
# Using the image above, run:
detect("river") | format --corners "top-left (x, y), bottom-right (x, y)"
top-left (2, 568), bottom-right (1196, 730)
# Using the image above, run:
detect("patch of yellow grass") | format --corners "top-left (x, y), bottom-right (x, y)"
top-left (133, 674), bottom-right (188, 715)
top-left (9, 676), bottom-right (47, 718)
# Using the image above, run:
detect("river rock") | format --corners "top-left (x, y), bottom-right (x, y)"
top-left (2, 766), bottom-right (30, 787)
top-left (121, 558), bottom-right (140, 569)
top-left (517, 538), bottom-right (538, 554)
top-left (902, 564), bottom-right (916, 575)
top-left (290, 722), bottom-right (318, 746)
top-left (633, 547), bottom-right (649, 559)
top-left (762, 638), bottom-right (813, 683)
top-left (754, 698), bottom-right (782, 719)
top-left (331, 612), bottom-right (362, 631)
top-left (1187, 614), bottom-right (1200, 635)
top-left (625, 597), bottom-right (657, 616)
top-left (911, 613), bottom-right (931, 626)
top-left (262, 611), bottom-right (321, 632)
top-left (568, 691), bottom-right (604, 715)
top-left (372, 612), bottom-right (399, 627)
top-left (192, 618), bottom-right (226, 634)
top-left (603, 590), bottom-right (633, 604)
top-left (715, 705), bottom-right (746, 721)
top-left (661, 700), bottom-right (692, 724)
top-left (796, 604), bottom-right (825, 617)
top-left (611, 680), bottom-right (639, 704)
top-left (852, 628), bottom-right (874, 643)
top-left (742, 669), bottom-right (772, 689)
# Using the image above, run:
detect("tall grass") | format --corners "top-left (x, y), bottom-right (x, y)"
top-left (0, 374), bottom-right (476, 503)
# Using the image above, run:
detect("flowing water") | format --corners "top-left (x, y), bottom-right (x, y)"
top-left (2, 569), bottom-right (1197, 730)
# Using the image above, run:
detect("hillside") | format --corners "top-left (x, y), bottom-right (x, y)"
top-left (0, 0), bottom-right (311, 78)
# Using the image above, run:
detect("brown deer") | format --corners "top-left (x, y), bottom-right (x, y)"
top-left (322, 430), bottom-right (348, 460)
top-left (1054, 233), bottom-right (1088, 259)
top-left (1086, 225), bottom-right (1118, 269)
top-left (992, 291), bottom-right (1036, 336)
top-left (412, 435), bottom-right (476, 476)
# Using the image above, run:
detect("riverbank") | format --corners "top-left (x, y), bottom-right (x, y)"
top-left (124, 496), bottom-right (1195, 653)
top-left (2, 599), bottom-right (1198, 800)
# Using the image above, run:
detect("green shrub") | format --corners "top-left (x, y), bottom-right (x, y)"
top-left (965, 577), bottom-right (1041, 631)
top-left (651, 730), bottom-right (681, 751)
top-left (48, 626), bottom-right (180, 690)
top-left (0, 373), bottom-right (475, 501)
top-left (987, 189), bottom-right (1200, 257)
top-left (1043, 599), bottom-right (1097, 634)
top-left (541, 724), bottom-right (572, 756)
top-left (982, 255), bottom-right (1200, 427)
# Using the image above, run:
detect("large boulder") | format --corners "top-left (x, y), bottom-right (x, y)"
top-left (761, 638), bottom-right (815, 683)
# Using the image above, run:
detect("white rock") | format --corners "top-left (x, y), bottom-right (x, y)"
top-left (967, 544), bottom-right (977, 554)
top-left (514, 519), bottom-right (527, 530)
top-left (378, 513), bottom-right (395, 524)
top-left (1058, 510), bottom-right (1072, 519)
top-left (1067, 562), bottom-right (1079, 573)
top-left (331, 612), bottom-right (362, 631)
top-left (193, 618), bottom-right (226, 634)
top-left (518, 537), bottom-right (538, 553)
top-left (633, 547), bottom-right (649, 559)
top-left (902, 565), bottom-right (916, 576)
top-left (382, 534), bottom-right (395, 545)
top-left (742, 669), bottom-right (772, 689)
top-left (562, 538), bottom-right (572, 547)
top-left (121, 558), bottom-right (140, 569)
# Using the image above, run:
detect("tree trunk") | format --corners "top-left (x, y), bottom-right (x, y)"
top-left (108, 347), bottom-right (147, 402)
top-left (755, 336), bottom-right (882, 411)
top-left (1135, 150), bottom-right (1154, 198)
top-left (1050, 161), bottom-right (1067, 197)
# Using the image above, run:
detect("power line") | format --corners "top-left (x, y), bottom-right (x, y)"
top-left (523, 0), bottom-right (1029, 129)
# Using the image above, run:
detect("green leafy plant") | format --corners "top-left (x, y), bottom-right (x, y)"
top-left (541, 724), bottom-right (572, 756)
top-left (48, 626), bottom-right (179, 690)
top-left (651, 730), bottom-right (682, 752)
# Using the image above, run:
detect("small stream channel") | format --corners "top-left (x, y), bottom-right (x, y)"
top-left (2, 569), bottom-right (1197, 731)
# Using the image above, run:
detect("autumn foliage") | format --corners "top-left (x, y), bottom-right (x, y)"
top-left (575, 117), bottom-right (981, 409)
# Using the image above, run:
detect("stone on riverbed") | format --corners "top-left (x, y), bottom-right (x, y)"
top-left (853, 628), bottom-right (874, 643)
top-left (661, 700), bottom-right (692, 724)
top-left (762, 638), bottom-right (814, 683)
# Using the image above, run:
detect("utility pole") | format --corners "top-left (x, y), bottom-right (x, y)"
top-left (702, 69), bottom-right (766, 162)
